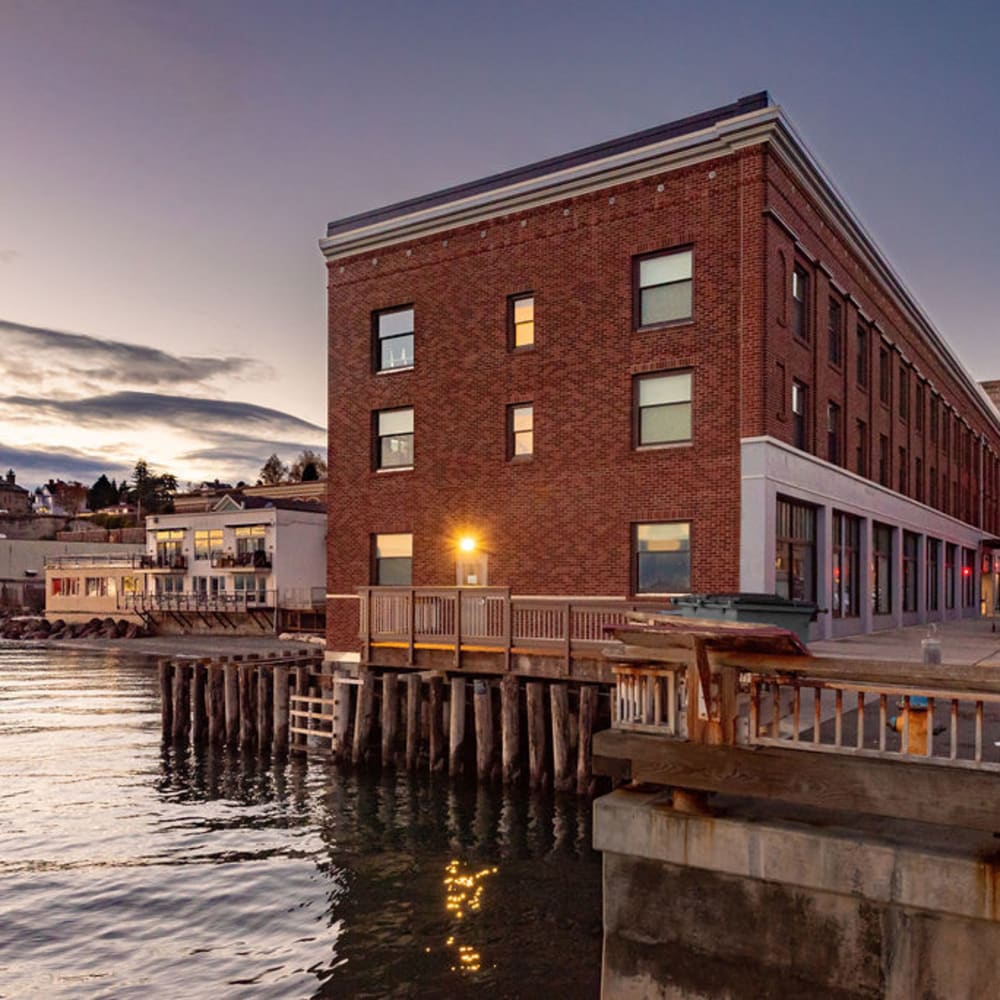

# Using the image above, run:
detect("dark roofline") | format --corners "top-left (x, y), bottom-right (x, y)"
top-left (326, 92), bottom-right (771, 237)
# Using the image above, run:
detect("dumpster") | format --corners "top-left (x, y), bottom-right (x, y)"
top-left (670, 593), bottom-right (818, 644)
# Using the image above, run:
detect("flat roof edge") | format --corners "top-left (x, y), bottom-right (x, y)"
top-left (325, 92), bottom-right (770, 238)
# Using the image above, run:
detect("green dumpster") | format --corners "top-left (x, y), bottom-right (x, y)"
top-left (670, 593), bottom-right (818, 644)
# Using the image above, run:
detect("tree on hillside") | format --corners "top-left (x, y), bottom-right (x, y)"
top-left (128, 459), bottom-right (178, 518)
top-left (258, 453), bottom-right (287, 485)
top-left (87, 474), bottom-right (119, 511)
top-left (289, 449), bottom-right (327, 482)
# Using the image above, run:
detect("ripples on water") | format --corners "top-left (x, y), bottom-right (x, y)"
top-left (0, 644), bottom-right (602, 998)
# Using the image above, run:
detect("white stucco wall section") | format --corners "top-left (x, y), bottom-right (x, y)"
top-left (740, 437), bottom-right (988, 638)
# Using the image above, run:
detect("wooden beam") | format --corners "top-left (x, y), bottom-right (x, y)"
top-left (592, 729), bottom-right (1000, 834)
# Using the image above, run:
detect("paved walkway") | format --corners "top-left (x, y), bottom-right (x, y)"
top-left (809, 617), bottom-right (1000, 665)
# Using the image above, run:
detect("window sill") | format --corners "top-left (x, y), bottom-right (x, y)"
top-left (635, 317), bottom-right (694, 334)
top-left (508, 455), bottom-right (534, 464)
top-left (635, 441), bottom-right (693, 452)
top-left (375, 366), bottom-right (414, 376)
top-left (375, 466), bottom-right (414, 474)
top-left (509, 345), bottom-right (536, 354)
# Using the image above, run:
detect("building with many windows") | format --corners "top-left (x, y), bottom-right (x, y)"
top-left (321, 92), bottom-right (1000, 656)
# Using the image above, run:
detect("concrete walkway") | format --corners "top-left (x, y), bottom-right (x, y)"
top-left (43, 633), bottom-right (321, 660)
top-left (809, 617), bottom-right (1000, 665)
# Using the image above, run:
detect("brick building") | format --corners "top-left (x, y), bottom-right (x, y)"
top-left (321, 92), bottom-right (1000, 655)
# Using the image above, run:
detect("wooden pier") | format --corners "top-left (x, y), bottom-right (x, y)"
top-left (158, 647), bottom-right (612, 794)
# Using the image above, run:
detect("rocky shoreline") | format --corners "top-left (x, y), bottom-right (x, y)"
top-left (0, 612), bottom-right (151, 642)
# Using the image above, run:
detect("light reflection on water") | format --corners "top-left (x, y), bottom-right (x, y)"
top-left (0, 644), bottom-right (602, 998)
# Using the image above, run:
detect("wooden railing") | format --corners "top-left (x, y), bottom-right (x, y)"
top-left (122, 591), bottom-right (276, 614)
top-left (358, 587), bottom-right (671, 674)
top-left (597, 618), bottom-right (1000, 832)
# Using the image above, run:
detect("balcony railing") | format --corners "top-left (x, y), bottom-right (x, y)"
top-left (45, 553), bottom-right (145, 569)
top-left (211, 551), bottom-right (272, 570)
top-left (140, 554), bottom-right (188, 571)
top-left (122, 591), bottom-right (275, 614)
top-left (358, 587), bottom-right (672, 675)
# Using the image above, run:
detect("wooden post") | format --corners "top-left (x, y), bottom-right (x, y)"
top-left (293, 665), bottom-right (308, 750)
top-left (405, 674), bottom-right (421, 770)
top-left (576, 684), bottom-right (598, 796)
top-left (501, 674), bottom-right (521, 785)
top-left (381, 672), bottom-right (399, 767)
top-left (332, 670), bottom-right (352, 762)
top-left (239, 663), bottom-right (256, 749)
top-left (207, 663), bottom-right (225, 744)
top-left (159, 660), bottom-right (173, 739)
top-left (352, 668), bottom-right (375, 765)
top-left (257, 664), bottom-right (273, 749)
top-left (526, 681), bottom-right (547, 789)
top-left (224, 661), bottom-right (239, 745)
top-left (171, 661), bottom-right (190, 744)
top-left (449, 677), bottom-right (467, 777)
top-left (191, 660), bottom-right (208, 745)
top-left (428, 674), bottom-right (445, 772)
top-left (273, 664), bottom-right (290, 750)
top-left (474, 678), bottom-right (494, 782)
top-left (551, 683), bottom-right (572, 792)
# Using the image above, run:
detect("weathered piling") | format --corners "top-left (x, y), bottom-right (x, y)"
top-left (501, 674), bottom-right (520, 785)
top-left (405, 673), bottom-right (420, 769)
top-left (474, 679), bottom-right (494, 781)
top-left (449, 677), bottom-right (467, 777)
top-left (577, 685), bottom-right (598, 795)
top-left (159, 650), bottom-right (611, 796)
top-left (382, 673), bottom-right (399, 767)
top-left (159, 661), bottom-right (173, 737)
top-left (526, 682), bottom-right (547, 789)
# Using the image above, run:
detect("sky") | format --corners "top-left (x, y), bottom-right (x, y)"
top-left (2, 0), bottom-right (999, 491)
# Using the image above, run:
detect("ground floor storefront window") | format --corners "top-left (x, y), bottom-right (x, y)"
top-left (775, 498), bottom-right (816, 603)
top-left (873, 522), bottom-right (894, 615)
top-left (832, 511), bottom-right (860, 618)
top-left (903, 531), bottom-right (919, 613)
top-left (926, 539), bottom-right (940, 612)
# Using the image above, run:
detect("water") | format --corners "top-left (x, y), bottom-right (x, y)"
top-left (0, 645), bottom-right (603, 998)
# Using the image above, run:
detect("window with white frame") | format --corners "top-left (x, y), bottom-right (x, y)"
top-left (635, 249), bottom-right (692, 327)
top-left (374, 306), bottom-right (414, 372)
top-left (376, 407), bottom-right (414, 470)
top-left (635, 371), bottom-right (692, 447)
top-left (373, 533), bottom-right (413, 585)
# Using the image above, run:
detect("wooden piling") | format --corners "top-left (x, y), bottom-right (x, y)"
top-left (550, 683), bottom-right (573, 793)
top-left (428, 674), bottom-right (445, 773)
top-left (171, 661), bottom-right (190, 744)
top-left (291, 665), bottom-right (308, 750)
top-left (449, 677), bottom-right (467, 777)
top-left (332, 670), bottom-right (352, 761)
top-left (352, 669), bottom-right (375, 765)
top-left (224, 661), bottom-right (239, 745)
top-left (501, 674), bottom-right (521, 784)
top-left (239, 663), bottom-right (256, 748)
top-left (405, 674), bottom-right (421, 770)
top-left (159, 660), bottom-right (173, 738)
top-left (257, 663), bottom-right (273, 749)
top-left (273, 664), bottom-right (290, 749)
top-left (526, 681), bottom-right (547, 789)
top-left (207, 663), bottom-right (225, 744)
top-left (474, 678), bottom-right (494, 782)
top-left (577, 684), bottom-right (598, 795)
top-left (192, 660), bottom-right (208, 745)
top-left (381, 672), bottom-right (399, 767)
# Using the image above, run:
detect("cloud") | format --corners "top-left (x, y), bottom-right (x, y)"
top-left (0, 391), bottom-right (324, 437)
top-left (0, 318), bottom-right (271, 389)
top-left (0, 444), bottom-right (120, 487)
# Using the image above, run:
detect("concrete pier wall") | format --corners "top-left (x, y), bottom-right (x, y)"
top-left (595, 789), bottom-right (1000, 999)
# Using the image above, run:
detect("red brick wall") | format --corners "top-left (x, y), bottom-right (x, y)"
top-left (761, 149), bottom-right (1000, 529)
top-left (326, 150), bottom-right (768, 650)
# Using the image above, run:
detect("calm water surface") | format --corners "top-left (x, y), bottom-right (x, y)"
top-left (0, 644), bottom-right (602, 998)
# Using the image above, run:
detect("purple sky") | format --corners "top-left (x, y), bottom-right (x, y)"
top-left (2, 0), bottom-right (998, 489)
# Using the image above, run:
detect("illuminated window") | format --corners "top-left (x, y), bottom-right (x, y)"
top-left (792, 266), bottom-right (809, 341)
top-left (509, 294), bottom-right (534, 349)
top-left (634, 522), bottom-right (690, 594)
top-left (374, 306), bottom-right (414, 372)
top-left (375, 407), bottom-right (414, 470)
top-left (507, 403), bottom-right (534, 458)
top-left (635, 371), bottom-right (692, 446)
top-left (194, 529), bottom-right (224, 560)
top-left (85, 576), bottom-right (109, 598)
top-left (635, 248), bottom-right (692, 327)
top-left (373, 533), bottom-right (412, 585)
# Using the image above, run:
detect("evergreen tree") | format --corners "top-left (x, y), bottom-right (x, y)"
top-left (86, 474), bottom-right (118, 511)
top-left (288, 449), bottom-right (327, 482)
top-left (258, 453), bottom-right (287, 485)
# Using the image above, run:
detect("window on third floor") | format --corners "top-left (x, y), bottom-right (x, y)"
top-left (509, 294), bottom-right (535, 349)
top-left (373, 306), bottom-right (414, 373)
top-left (635, 248), bottom-right (693, 327)
top-left (375, 407), bottom-right (414, 470)
top-left (792, 266), bottom-right (809, 341)
top-left (634, 370), bottom-right (693, 447)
